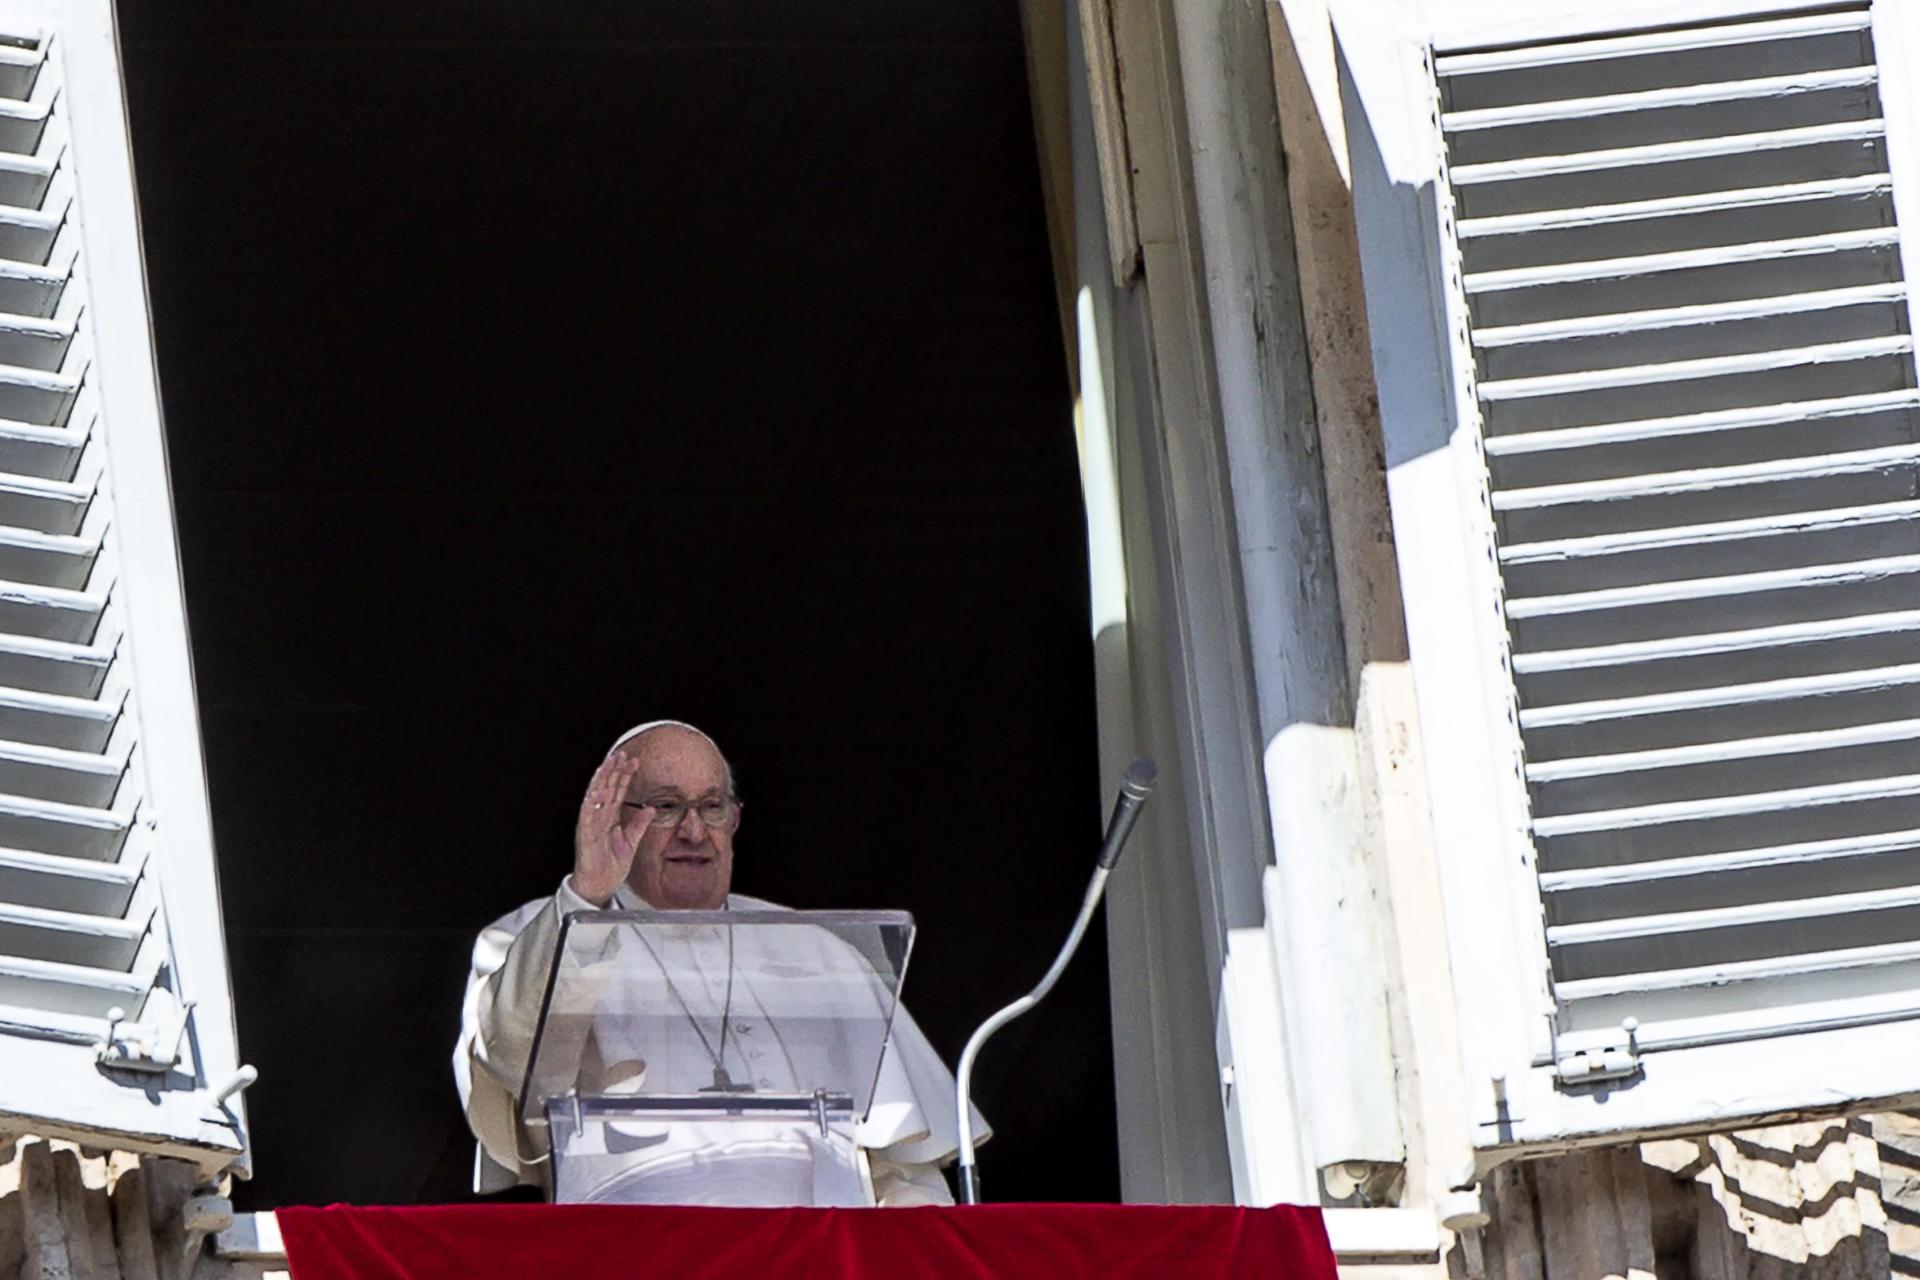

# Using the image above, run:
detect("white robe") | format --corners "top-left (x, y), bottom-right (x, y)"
top-left (453, 880), bottom-right (986, 1206)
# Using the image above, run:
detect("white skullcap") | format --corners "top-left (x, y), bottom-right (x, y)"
top-left (607, 720), bottom-right (736, 793)
top-left (607, 719), bottom-right (720, 756)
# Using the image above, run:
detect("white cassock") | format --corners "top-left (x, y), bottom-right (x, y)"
top-left (454, 880), bottom-right (987, 1207)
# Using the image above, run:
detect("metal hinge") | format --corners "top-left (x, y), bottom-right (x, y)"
top-left (95, 994), bottom-right (194, 1073)
top-left (1552, 1017), bottom-right (1642, 1087)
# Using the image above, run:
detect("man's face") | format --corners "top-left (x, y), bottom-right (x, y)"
top-left (618, 726), bottom-right (738, 910)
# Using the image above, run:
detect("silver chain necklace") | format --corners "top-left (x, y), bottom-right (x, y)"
top-left (633, 912), bottom-right (745, 1092)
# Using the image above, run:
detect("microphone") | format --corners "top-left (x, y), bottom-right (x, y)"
top-left (1097, 758), bottom-right (1157, 868)
top-left (953, 757), bottom-right (1158, 1205)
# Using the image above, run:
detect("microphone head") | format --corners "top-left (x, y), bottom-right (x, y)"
top-left (1121, 757), bottom-right (1158, 800)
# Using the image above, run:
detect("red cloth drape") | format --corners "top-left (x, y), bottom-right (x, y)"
top-left (278, 1204), bottom-right (1336, 1280)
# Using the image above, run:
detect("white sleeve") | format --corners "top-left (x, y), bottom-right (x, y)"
top-left (871, 1156), bottom-right (956, 1207)
top-left (857, 1003), bottom-right (990, 1168)
top-left (454, 881), bottom-right (596, 1186)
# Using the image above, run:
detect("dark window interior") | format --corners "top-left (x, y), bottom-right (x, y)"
top-left (119, 1), bottom-right (1113, 1206)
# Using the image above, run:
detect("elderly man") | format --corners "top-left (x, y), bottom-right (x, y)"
top-left (454, 720), bottom-right (979, 1206)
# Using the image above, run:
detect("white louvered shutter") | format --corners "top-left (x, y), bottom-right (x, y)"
top-left (0, 1), bottom-right (246, 1172)
top-left (1339, 0), bottom-right (1920, 1153)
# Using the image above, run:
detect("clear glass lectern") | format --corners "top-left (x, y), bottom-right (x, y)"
top-left (520, 909), bottom-right (914, 1207)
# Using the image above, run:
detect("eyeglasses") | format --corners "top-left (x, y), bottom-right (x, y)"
top-left (623, 794), bottom-right (740, 830)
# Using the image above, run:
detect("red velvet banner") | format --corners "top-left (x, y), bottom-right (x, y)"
top-left (278, 1204), bottom-right (1337, 1280)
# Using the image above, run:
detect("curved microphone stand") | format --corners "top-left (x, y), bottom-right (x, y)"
top-left (953, 758), bottom-right (1157, 1205)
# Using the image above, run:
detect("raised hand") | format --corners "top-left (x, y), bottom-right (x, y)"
top-left (569, 753), bottom-right (653, 906)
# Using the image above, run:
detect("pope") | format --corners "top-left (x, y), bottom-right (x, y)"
top-left (453, 720), bottom-right (984, 1206)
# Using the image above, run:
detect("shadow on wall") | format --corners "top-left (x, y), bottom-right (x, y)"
top-left (1335, 41), bottom-right (1456, 477)
top-left (1451, 1115), bottom-right (1920, 1279)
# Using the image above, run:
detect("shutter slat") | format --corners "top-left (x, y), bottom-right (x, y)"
top-left (1450, 119), bottom-right (1885, 186)
top-left (0, 94), bottom-right (49, 123)
top-left (1459, 175), bottom-right (1894, 239)
top-left (1548, 883), bottom-right (1920, 945)
top-left (1554, 937), bottom-right (1920, 1001)
top-left (0, 682), bottom-right (121, 753)
top-left (0, 933), bottom-right (160, 1018)
top-left (0, 840), bottom-right (138, 916)
top-left (1443, 67), bottom-right (1878, 132)
top-left (0, 632), bottom-right (114, 700)
top-left (1515, 608), bottom-right (1920, 674)
top-left (1519, 662), bottom-right (1920, 729)
top-left (1539, 827), bottom-right (1920, 893)
top-left (1476, 283), bottom-right (1906, 347)
top-left (1529, 716), bottom-right (1920, 783)
top-left (0, 1000), bottom-right (109, 1045)
top-left (1492, 442), bottom-right (1920, 510)
top-left (1532, 773), bottom-right (1920, 838)
top-left (0, 260), bottom-right (67, 318)
top-left (1464, 227), bottom-right (1898, 293)
top-left (1434, 11), bottom-right (1869, 74)
top-left (0, 896), bottom-right (149, 969)
top-left (1478, 335), bottom-right (1913, 400)
top-left (0, 737), bottom-right (124, 806)
top-left (1505, 551), bottom-right (1920, 618)
top-left (1488, 390), bottom-right (1920, 455)
top-left (0, 418), bottom-right (90, 483)
top-left (1501, 499), bottom-right (1920, 563)
top-left (0, 950), bottom-right (145, 993)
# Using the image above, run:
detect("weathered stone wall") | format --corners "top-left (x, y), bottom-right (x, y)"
top-left (0, 1139), bottom-right (269, 1280)
top-left (3, 1120), bottom-right (1917, 1278)
top-left (1467, 1116), bottom-right (1920, 1280)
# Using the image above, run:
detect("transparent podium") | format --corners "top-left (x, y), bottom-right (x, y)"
top-left (519, 909), bottom-right (914, 1207)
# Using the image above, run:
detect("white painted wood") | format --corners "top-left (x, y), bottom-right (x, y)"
top-left (1476, 284), bottom-right (1906, 349)
top-left (1111, 0), bottom-right (1275, 1006)
top-left (0, 952), bottom-right (149, 998)
top-left (1557, 936), bottom-right (1920, 1000)
top-left (0, 0), bottom-right (245, 1172)
top-left (1443, 66), bottom-right (1877, 131)
top-left (214, 1212), bottom-right (285, 1264)
top-left (1341, 0), bottom-right (1920, 1153)
top-left (1319, 1207), bottom-right (1443, 1263)
top-left (1521, 663), bottom-right (1920, 729)
top-left (1074, 0), bottom-right (1139, 286)
top-left (1488, 389), bottom-right (1920, 457)
top-left (1262, 735), bottom-right (1404, 1177)
top-left (1335, 0), bottom-right (1556, 1143)
top-left (1215, 924), bottom-right (1312, 1205)
top-left (1436, 0), bottom-right (1836, 41)
top-left (1268, 0), bottom-right (1479, 1208)
top-left (0, 898), bottom-right (150, 943)
top-left (1530, 717), bottom-right (1920, 784)
top-left (1534, 773), bottom-right (1920, 839)
top-left (1174, 0), bottom-right (1404, 1186)
top-left (1464, 228), bottom-right (1899, 294)
top-left (1450, 120), bottom-right (1885, 186)
top-left (1459, 175), bottom-right (1894, 239)
top-left (1479, 336), bottom-right (1912, 402)
top-left (1068, 0), bottom-right (1236, 1203)
top-left (1542, 826), bottom-right (1920, 892)
top-left (1517, 609), bottom-right (1920, 674)
top-left (1506, 553), bottom-right (1920, 618)
top-left (1493, 443), bottom-right (1920, 510)
top-left (1558, 980), bottom-right (1920, 1052)
top-left (1433, 9), bottom-right (1868, 74)
top-left (1502, 499), bottom-right (1920, 565)
top-left (1549, 883), bottom-right (1920, 945)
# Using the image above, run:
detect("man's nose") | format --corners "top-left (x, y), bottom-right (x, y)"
top-left (674, 807), bottom-right (708, 838)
